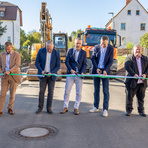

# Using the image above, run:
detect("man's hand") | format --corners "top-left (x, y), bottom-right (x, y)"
top-left (4, 71), bottom-right (10, 75)
top-left (42, 71), bottom-right (45, 75)
top-left (97, 69), bottom-right (102, 74)
top-left (142, 74), bottom-right (146, 80)
top-left (134, 74), bottom-right (139, 77)
top-left (47, 72), bottom-right (51, 77)
top-left (103, 71), bottom-right (107, 76)
top-left (71, 69), bottom-right (76, 74)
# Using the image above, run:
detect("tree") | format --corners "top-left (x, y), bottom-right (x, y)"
top-left (22, 30), bottom-right (41, 47)
top-left (139, 32), bottom-right (148, 49)
top-left (0, 20), bottom-right (7, 38)
top-left (20, 28), bottom-right (27, 48)
top-left (68, 29), bottom-right (83, 48)
top-left (23, 39), bottom-right (32, 47)
top-left (126, 41), bottom-right (134, 55)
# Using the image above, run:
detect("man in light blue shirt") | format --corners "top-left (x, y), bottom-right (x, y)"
top-left (89, 36), bottom-right (114, 117)
top-left (98, 45), bottom-right (107, 69)
top-left (5, 51), bottom-right (12, 72)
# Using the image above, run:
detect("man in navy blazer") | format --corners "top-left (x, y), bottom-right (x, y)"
top-left (89, 36), bottom-right (113, 117)
top-left (35, 40), bottom-right (60, 114)
top-left (61, 38), bottom-right (87, 115)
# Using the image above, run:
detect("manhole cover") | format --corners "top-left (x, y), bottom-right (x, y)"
top-left (9, 125), bottom-right (58, 140)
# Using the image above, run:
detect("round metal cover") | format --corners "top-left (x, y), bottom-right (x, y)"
top-left (9, 125), bottom-right (58, 140)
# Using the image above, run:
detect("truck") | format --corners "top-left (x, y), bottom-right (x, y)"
top-left (79, 25), bottom-right (120, 75)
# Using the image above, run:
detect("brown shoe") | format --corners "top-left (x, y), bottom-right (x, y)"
top-left (74, 109), bottom-right (79, 115)
top-left (60, 108), bottom-right (68, 114)
top-left (8, 109), bottom-right (15, 115)
top-left (0, 112), bottom-right (2, 115)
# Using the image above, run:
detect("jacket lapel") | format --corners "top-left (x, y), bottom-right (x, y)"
top-left (50, 49), bottom-right (55, 70)
top-left (78, 49), bottom-right (82, 63)
top-left (2, 52), bottom-right (6, 71)
top-left (72, 48), bottom-right (76, 61)
top-left (141, 56), bottom-right (145, 73)
top-left (104, 46), bottom-right (110, 62)
top-left (133, 55), bottom-right (139, 75)
top-left (9, 51), bottom-right (14, 68)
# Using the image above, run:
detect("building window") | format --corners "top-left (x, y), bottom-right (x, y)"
top-left (136, 10), bottom-right (140, 15)
top-left (121, 23), bottom-right (126, 30)
top-left (127, 10), bottom-right (131, 15)
top-left (141, 23), bottom-right (146, 30)
top-left (122, 37), bottom-right (126, 45)
top-left (0, 11), bottom-right (4, 17)
top-left (7, 36), bottom-right (11, 42)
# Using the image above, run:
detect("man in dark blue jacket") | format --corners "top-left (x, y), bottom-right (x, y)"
top-left (35, 40), bottom-right (60, 114)
top-left (60, 38), bottom-right (87, 115)
top-left (89, 36), bottom-right (113, 117)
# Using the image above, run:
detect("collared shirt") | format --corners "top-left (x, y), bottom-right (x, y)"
top-left (5, 51), bottom-right (12, 72)
top-left (98, 45), bottom-right (107, 69)
top-left (74, 48), bottom-right (80, 72)
top-left (44, 51), bottom-right (52, 72)
top-left (74, 48), bottom-right (80, 62)
top-left (136, 55), bottom-right (143, 84)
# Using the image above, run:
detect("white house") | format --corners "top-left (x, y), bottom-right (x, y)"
top-left (0, 1), bottom-right (22, 49)
top-left (106, 0), bottom-right (148, 48)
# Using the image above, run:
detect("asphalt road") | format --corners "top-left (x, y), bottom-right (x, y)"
top-left (0, 78), bottom-right (148, 148)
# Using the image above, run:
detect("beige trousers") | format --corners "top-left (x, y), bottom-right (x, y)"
top-left (0, 75), bottom-right (17, 112)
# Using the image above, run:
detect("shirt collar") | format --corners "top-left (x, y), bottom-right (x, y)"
top-left (135, 55), bottom-right (142, 59)
top-left (100, 44), bottom-right (108, 49)
top-left (6, 50), bottom-right (12, 55)
top-left (74, 47), bottom-right (81, 52)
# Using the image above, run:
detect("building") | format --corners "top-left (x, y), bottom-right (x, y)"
top-left (0, 1), bottom-right (22, 49)
top-left (106, 0), bottom-right (148, 48)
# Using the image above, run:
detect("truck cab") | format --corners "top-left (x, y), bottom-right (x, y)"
top-left (80, 26), bottom-right (118, 74)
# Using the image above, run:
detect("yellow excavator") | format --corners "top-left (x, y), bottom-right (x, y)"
top-left (27, 2), bottom-right (68, 80)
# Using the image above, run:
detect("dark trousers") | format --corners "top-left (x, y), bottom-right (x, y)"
top-left (93, 77), bottom-right (109, 110)
top-left (38, 77), bottom-right (55, 111)
top-left (125, 83), bottom-right (146, 113)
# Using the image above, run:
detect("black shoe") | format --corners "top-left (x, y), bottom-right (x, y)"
top-left (139, 112), bottom-right (146, 117)
top-left (36, 108), bottom-right (42, 114)
top-left (126, 112), bottom-right (131, 116)
top-left (47, 109), bottom-right (53, 114)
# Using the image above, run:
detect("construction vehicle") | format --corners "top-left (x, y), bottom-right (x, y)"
top-left (27, 2), bottom-right (68, 80)
top-left (53, 33), bottom-right (68, 74)
top-left (79, 25), bottom-right (120, 75)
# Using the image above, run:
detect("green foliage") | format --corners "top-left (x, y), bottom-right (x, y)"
top-left (20, 28), bottom-right (27, 48)
top-left (23, 39), bottom-right (32, 47)
top-left (126, 41), bottom-right (134, 55)
top-left (20, 49), bottom-right (31, 64)
top-left (68, 29), bottom-right (83, 49)
top-left (139, 32), bottom-right (148, 49)
top-left (0, 20), bottom-right (7, 37)
top-left (21, 29), bottom-right (41, 47)
top-left (117, 55), bottom-right (126, 66)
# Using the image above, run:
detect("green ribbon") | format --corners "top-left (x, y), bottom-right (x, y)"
top-left (0, 73), bottom-right (148, 80)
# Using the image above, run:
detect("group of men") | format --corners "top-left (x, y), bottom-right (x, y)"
top-left (0, 36), bottom-right (148, 117)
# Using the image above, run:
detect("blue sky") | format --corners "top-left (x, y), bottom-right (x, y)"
top-left (7, 0), bottom-right (148, 35)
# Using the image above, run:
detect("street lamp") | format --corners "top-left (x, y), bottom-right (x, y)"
top-left (108, 12), bottom-right (114, 29)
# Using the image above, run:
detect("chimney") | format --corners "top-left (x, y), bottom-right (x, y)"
top-left (126, 0), bottom-right (132, 5)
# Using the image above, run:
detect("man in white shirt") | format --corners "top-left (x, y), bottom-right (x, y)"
top-left (35, 40), bottom-right (60, 114)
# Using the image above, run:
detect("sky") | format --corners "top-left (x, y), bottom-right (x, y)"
top-left (6, 0), bottom-right (148, 35)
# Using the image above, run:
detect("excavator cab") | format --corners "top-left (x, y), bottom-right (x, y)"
top-left (53, 33), bottom-right (68, 63)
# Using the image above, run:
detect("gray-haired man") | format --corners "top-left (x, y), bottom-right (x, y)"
top-left (35, 41), bottom-right (60, 114)
top-left (125, 44), bottom-right (148, 117)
